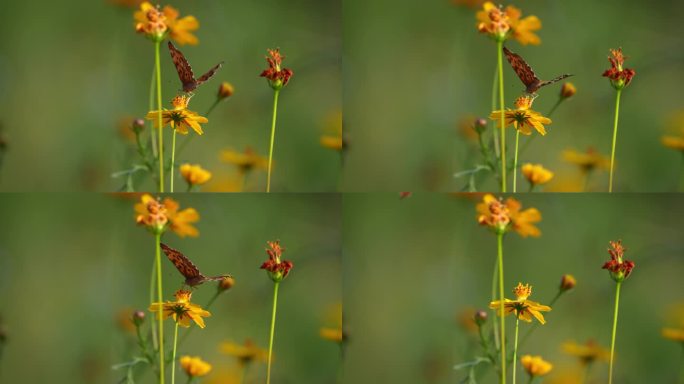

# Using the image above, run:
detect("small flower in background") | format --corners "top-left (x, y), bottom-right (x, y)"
top-left (559, 274), bottom-right (576, 292)
top-left (489, 283), bottom-right (552, 324)
top-left (520, 355), bottom-right (553, 378)
top-left (320, 111), bottom-right (345, 151)
top-left (132, 310), bottom-right (146, 327)
top-left (473, 310), bottom-right (488, 326)
top-left (221, 147), bottom-right (269, 174)
top-left (476, 194), bottom-right (542, 237)
top-left (660, 111), bottom-right (684, 152)
top-left (661, 135), bottom-right (684, 152)
top-left (320, 303), bottom-right (345, 344)
top-left (164, 5), bottom-right (199, 46)
top-left (134, 2), bottom-right (167, 40)
top-left (490, 95), bottom-right (551, 136)
top-left (563, 147), bottom-right (611, 173)
top-left (602, 240), bottom-right (635, 282)
top-left (146, 95), bottom-right (208, 135)
top-left (220, 339), bottom-right (269, 365)
top-left (180, 163), bottom-right (212, 187)
top-left (260, 240), bottom-right (293, 282)
top-left (476, 2), bottom-right (541, 45)
top-left (562, 340), bottom-right (611, 365)
top-left (456, 307), bottom-right (479, 334)
top-left (149, 289), bottom-right (211, 328)
top-left (661, 303), bottom-right (684, 343)
top-left (180, 356), bottom-right (212, 378)
top-left (506, 5), bottom-right (542, 45)
top-left (521, 163), bottom-right (554, 187)
top-left (260, 48), bottom-right (294, 90)
top-left (560, 82), bottom-right (576, 100)
top-left (662, 327), bottom-right (684, 343)
top-left (217, 82), bottom-right (235, 100)
top-left (602, 48), bottom-right (635, 90)
top-left (115, 308), bottom-right (137, 334)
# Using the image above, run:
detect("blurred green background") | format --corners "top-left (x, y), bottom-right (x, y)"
top-left (0, 0), bottom-right (341, 192)
top-left (343, 193), bottom-right (684, 383)
top-left (0, 193), bottom-right (341, 383)
top-left (342, 0), bottom-right (684, 192)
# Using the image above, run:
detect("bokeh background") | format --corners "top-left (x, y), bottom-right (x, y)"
top-left (0, 0), bottom-right (341, 191)
top-left (343, 193), bottom-right (684, 383)
top-left (0, 193), bottom-right (341, 383)
top-left (342, 0), bottom-right (684, 192)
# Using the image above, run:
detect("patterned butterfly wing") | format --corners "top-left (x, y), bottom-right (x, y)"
top-left (194, 61), bottom-right (223, 88)
top-left (168, 41), bottom-right (197, 92)
top-left (537, 74), bottom-right (573, 89)
top-left (160, 243), bottom-right (204, 283)
top-left (503, 47), bottom-right (540, 93)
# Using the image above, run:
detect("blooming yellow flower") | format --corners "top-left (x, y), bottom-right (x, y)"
top-left (164, 197), bottom-right (200, 238)
top-left (490, 96), bottom-right (551, 136)
top-left (489, 283), bottom-right (551, 324)
top-left (476, 194), bottom-right (542, 237)
top-left (149, 290), bottom-right (211, 328)
top-left (520, 355), bottom-right (553, 377)
top-left (134, 194), bottom-right (200, 237)
top-left (180, 163), bottom-right (212, 186)
top-left (476, 2), bottom-right (541, 45)
top-left (506, 5), bottom-right (542, 46)
top-left (562, 148), bottom-right (610, 173)
top-left (134, 2), bottom-right (167, 40)
top-left (662, 328), bottom-right (684, 342)
top-left (180, 356), bottom-right (212, 377)
top-left (163, 5), bottom-right (199, 46)
top-left (220, 339), bottom-right (269, 365)
top-left (521, 163), bottom-right (554, 186)
top-left (562, 340), bottom-right (610, 364)
top-left (221, 148), bottom-right (269, 174)
top-left (146, 95), bottom-right (208, 135)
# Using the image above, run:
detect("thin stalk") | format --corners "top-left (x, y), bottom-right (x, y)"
top-left (155, 233), bottom-right (165, 384)
top-left (581, 362), bottom-right (592, 384)
top-left (149, 257), bottom-right (159, 350)
top-left (512, 317), bottom-right (520, 384)
top-left (679, 153), bottom-right (684, 192)
top-left (174, 101), bottom-right (220, 158)
top-left (266, 282), bottom-right (280, 384)
top-left (513, 131), bottom-right (520, 193)
top-left (206, 99), bottom-right (221, 117)
top-left (518, 99), bottom-right (561, 157)
top-left (178, 292), bottom-right (220, 347)
top-left (170, 130), bottom-right (177, 192)
top-left (496, 41), bottom-right (507, 192)
top-left (155, 40), bottom-right (165, 192)
top-left (608, 281), bottom-right (622, 384)
top-left (608, 89), bottom-right (622, 193)
top-left (266, 90), bottom-right (280, 192)
top-left (171, 322), bottom-right (179, 384)
top-left (547, 98), bottom-right (563, 117)
top-left (491, 65), bottom-right (501, 157)
top-left (490, 256), bottom-right (500, 351)
top-left (149, 65), bottom-right (158, 157)
top-left (519, 291), bottom-right (562, 348)
top-left (497, 232), bottom-right (506, 384)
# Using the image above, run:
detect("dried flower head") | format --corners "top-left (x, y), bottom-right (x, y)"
top-left (521, 163), bottom-right (554, 186)
top-left (260, 240), bottom-right (294, 283)
top-left (602, 48), bottom-right (635, 90)
top-left (489, 283), bottom-right (552, 324)
top-left (260, 48), bottom-right (294, 90)
top-left (602, 240), bottom-right (635, 283)
top-left (520, 355), bottom-right (553, 377)
top-left (180, 356), bottom-right (212, 377)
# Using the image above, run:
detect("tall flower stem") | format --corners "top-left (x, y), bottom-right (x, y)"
top-left (149, 66), bottom-right (158, 157)
top-left (496, 40), bottom-right (507, 192)
top-left (170, 130), bottom-right (177, 193)
top-left (608, 89), bottom-right (622, 193)
top-left (149, 257), bottom-right (159, 350)
top-left (497, 232), bottom-right (506, 384)
top-left (155, 233), bottom-right (165, 384)
top-left (266, 89), bottom-right (281, 193)
top-left (608, 281), bottom-right (621, 384)
top-left (154, 40), bottom-right (165, 193)
top-left (491, 65), bottom-right (501, 157)
top-left (513, 131), bottom-right (520, 192)
top-left (171, 322), bottom-right (179, 384)
top-left (266, 281), bottom-right (280, 384)
top-left (490, 257), bottom-right (500, 351)
top-left (512, 317), bottom-right (520, 384)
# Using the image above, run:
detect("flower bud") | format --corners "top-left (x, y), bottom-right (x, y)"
top-left (559, 274), bottom-right (576, 292)
top-left (132, 310), bottom-right (146, 326)
top-left (474, 118), bottom-right (487, 134)
top-left (218, 276), bottom-right (235, 292)
top-left (474, 310), bottom-right (488, 326)
top-left (132, 118), bottom-right (145, 134)
top-left (560, 82), bottom-right (576, 99)
top-left (217, 82), bottom-right (234, 100)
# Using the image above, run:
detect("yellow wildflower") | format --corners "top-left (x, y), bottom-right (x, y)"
top-left (221, 148), bottom-right (269, 174)
top-left (320, 111), bottom-right (345, 151)
top-left (520, 355), bottom-right (553, 377)
top-left (490, 96), bottom-right (551, 136)
top-left (489, 283), bottom-right (551, 324)
top-left (180, 163), bottom-right (212, 187)
top-left (134, 194), bottom-right (200, 237)
top-left (217, 82), bottom-right (235, 100)
top-left (506, 5), bottom-right (542, 46)
top-left (180, 356), bottom-right (212, 377)
top-left (320, 303), bottom-right (345, 343)
top-left (476, 2), bottom-right (541, 45)
top-left (562, 148), bottom-right (610, 173)
top-left (562, 340), bottom-right (610, 364)
top-left (146, 95), bottom-right (208, 135)
top-left (163, 5), bottom-right (199, 46)
top-left (521, 163), bottom-right (554, 186)
top-left (148, 290), bottom-right (211, 328)
top-left (662, 328), bottom-right (684, 342)
top-left (220, 339), bottom-right (269, 365)
top-left (164, 197), bottom-right (200, 237)
top-left (134, 2), bottom-right (167, 40)
top-left (476, 194), bottom-right (542, 237)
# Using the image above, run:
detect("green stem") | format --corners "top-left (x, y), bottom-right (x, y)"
top-left (206, 99), bottom-right (221, 117)
top-left (513, 131), bottom-right (520, 193)
top-left (679, 344), bottom-right (684, 384)
top-left (178, 292), bottom-right (220, 347)
top-left (608, 89), bottom-right (622, 193)
top-left (496, 41), bottom-right (507, 193)
top-left (490, 256), bottom-right (501, 351)
top-left (547, 98), bottom-right (563, 117)
top-left (497, 232), bottom-right (506, 384)
top-left (171, 322), bottom-right (179, 384)
top-left (155, 40), bottom-right (165, 193)
top-left (526, 375), bottom-right (533, 384)
top-left (266, 90), bottom-right (280, 193)
top-left (512, 317), bottom-right (519, 384)
top-left (266, 282), bottom-right (280, 384)
top-left (149, 65), bottom-right (158, 157)
top-left (491, 65), bottom-right (501, 157)
top-left (581, 362), bottom-right (592, 384)
top-left (155, 233), bottom-right (165, 384)
top-left (519, 291), bottom-right (562, 348)
top-left (149, 256), bottom-right (159, 350)
top-left (679, 153), bottom-right (684, 192)
top-left (477, 323), bottom-right (497, 366)
top-left (170, 130), bottom-right (177, 193)
top-left (608, 281), bottom-right (622, 384)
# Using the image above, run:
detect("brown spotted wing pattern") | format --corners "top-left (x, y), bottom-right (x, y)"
top-left (168, 41), bottom-right (223, 93)
top-left (503, 47), bottom-right (572, 94)
top-left (161, 243), bottom-right (230, 287)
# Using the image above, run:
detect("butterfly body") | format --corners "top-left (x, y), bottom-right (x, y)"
top-left (161, 243), bottom-right (231, 288)
top-left (503, 47), bottom-right (572, 94)
top-left (168, 41), bottom-right (223, 93)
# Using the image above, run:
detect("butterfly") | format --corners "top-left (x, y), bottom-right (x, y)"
top-left (161, 243), bottom-right (231, 287)
top-left (168, 41), bottom-right (223, 93)
top-left (503, 47), bottom-right (572, 94)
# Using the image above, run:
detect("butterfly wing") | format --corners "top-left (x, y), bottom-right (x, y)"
top-left (503, 47), bottom-right (540, 91)
top-left (194, 61), bottom-right (223, 88)
top-left (168, 41), bottom-right (196, 92)
top-left (537, 73), bottom-right (573, 89)
top-left (160, 243), bottom-right (202, 281)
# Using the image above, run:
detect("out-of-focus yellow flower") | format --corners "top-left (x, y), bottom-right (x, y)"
top-left (220, 339), bottom-right (269, 365)
top-left (180, 356), bottom-right (212, 377)
top-left (520, 355), bottom-right (553, 377)
top-left (203, 174), bottom-right (244, 192)
top-left (116, 308), bottom-right (137, 334)
top-left (559, 274), bottom-right (576, 292)
top-left (457, 115), bottom-right (480, 141)
top-left (135, 194), bottom-right (200, 237)
top-left (456, 307), bottom-right (479, 334)
top-left (476, 2), bottom-right (541, 45)
top-left (134, 2), bottom-right (167, 40)
top-left (490, 96), bottom-right (551, 136)
top-left (146, 95), bottom-right (208, 135)
top-left (521, 163), bottom-right (554, 186)
top-left (489, 283), bottom-right (551, 324)
top-left (320, 303), bottom-right (345, 343)
top-left (563, 148), bottom-right (610, 173)
top-left (320, 111), bottom-right (345, 151)
top-left (134, 2), bottom-right (199, 45)
top-left (149, 290), bottom-right (211, 328)
top-left (180, 163), bottom-right (212, 187)
top-left (562, 340), bottom-right (610, 364)
top-left (217, 82), bottom-right (235, 100)
top-left (476, 194), bottom-right (542, 237)
top-left (661, 136), bottom-right (684, 151)
top-left (163, 5), bottom-right (199, 46)
top-left (205, 368), bottom-right (241, 384)
top-left (662, 328), bottom-right (684, 342)
top-left (164, 197), bottom-right (200, 237)
top-left (221, 148), bottom-right (269, 174)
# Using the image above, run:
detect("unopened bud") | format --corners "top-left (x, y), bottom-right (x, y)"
top-left (560, 82), bottom-right (576, 99)
top-left (474, 310), bottom-right (488, 326)
top-left (559, 274), bottom-right (576, 292)
top-left (218, 276), bottom-right (235, 292)
top-left (132, 310), bottom-right (146, 326)
top-left (132, 119), bottom-right (145, 133)
top-left (218, 82), bottom-right (234, 100)
top-left (474, 118), bottom-right (487, 133)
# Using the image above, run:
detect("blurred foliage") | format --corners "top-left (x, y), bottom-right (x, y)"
top-left (343, 193), bottom-right (684, 383)
top-left (0, 193), bottom-right (341, 383)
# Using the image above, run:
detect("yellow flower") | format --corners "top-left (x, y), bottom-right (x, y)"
top-left (180, 163), bottom-right (212, 186)
top-left (562, 340), bottom-right (610, 364)
top-left (320, 303), bottom-right (345, 343)
top-left (134, 194), bottom-right (169, 233)
top-left (148, 290), bottom-right (211, 328)
top-left (506, 5), bottom-right (542, 46)
top-left (146, 95), bottom-right (208, 135)
top-left (164, 197), bottom-right (200, 238)
top-left (661, 135), bottom-right (684, 151)
top-left (180, 356), bottom-right (212, 377)
top-left (220, 339), bottom-right (269, 365)
top-left (476, 2), bottom-right (541, 45)
top-left (320, 111), bottom-right (345, 151)
top-left (489, 283), bottom-right (551, 324)
top-left (476, 2), bottom-right (510, 41)
top-left (221, 148), bottom-right (269, 174)
top-left (521, 163), bottom-right (554, 186)
top-left (490, 96), bottom-right (551, 136)
top-left (163, 5), bottom-right (199, 46)
top-left (217, 82), bottom-right (235, 100)
top-left (562, 148), bottom-right (610, 173)
top-left (662, 328), bottom-right (684, 342)
top-left (476, 194), bottom-right (542, 237)
top-left (520, 355), bottom-right (553, 377)
top-left (134, 2), bottom-right (167, 40)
